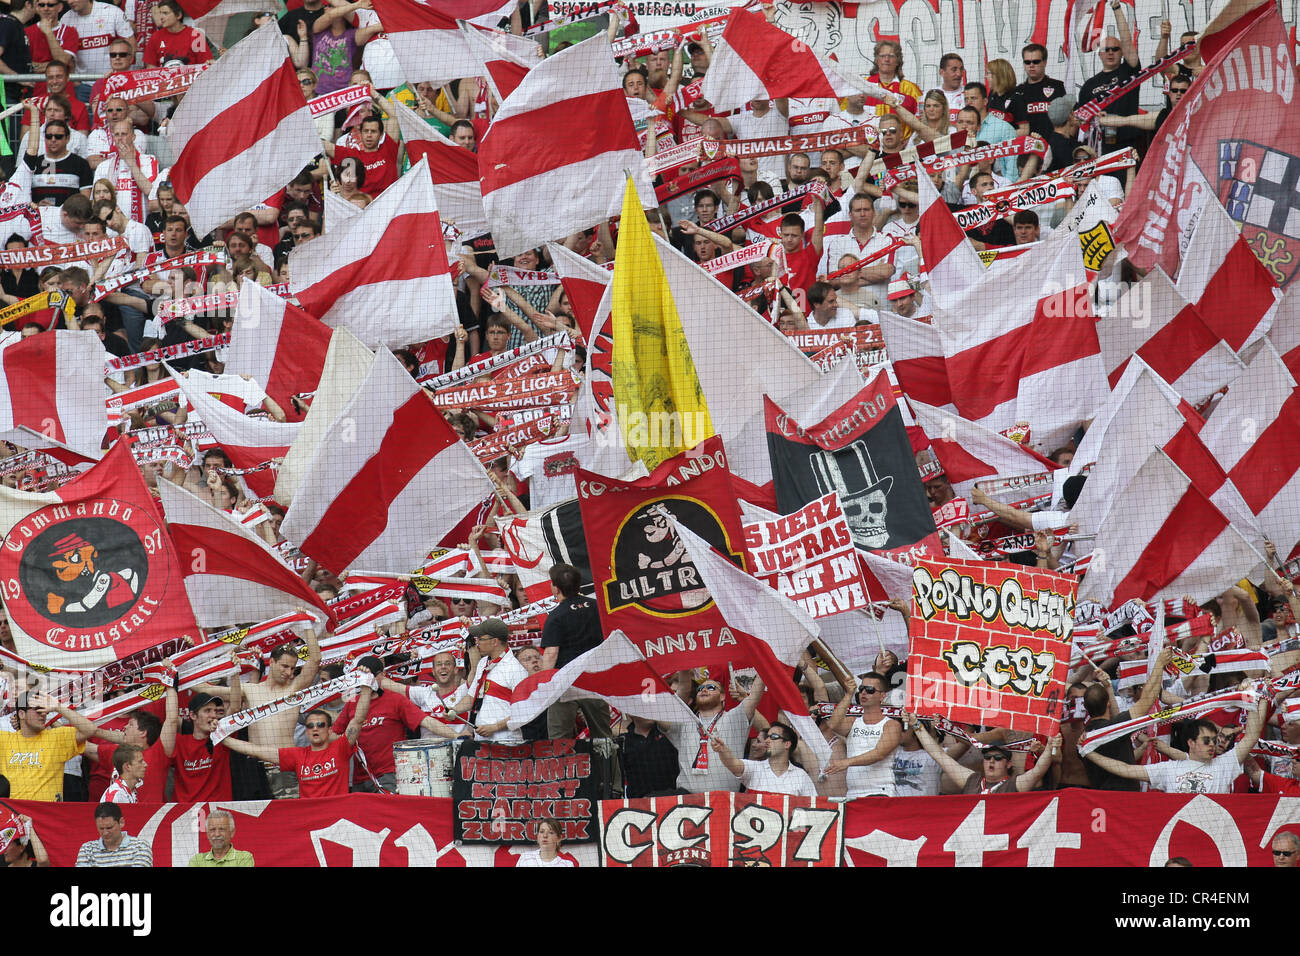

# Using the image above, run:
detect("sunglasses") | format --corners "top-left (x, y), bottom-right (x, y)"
top-left (857, 685), bottom-right (879, 695)
top-left (1023, 58), bottom-right (1043, 65)
top-left (898, 201), bottom-right (917, 208)
top-left (983, 753), bottom-right (1008, 761)
top-left (1275, 849), bottom-right (1297, 857)
top-left (45, 132), bottom-right (66, 139)
top-left (305, 721), bottom-right (329, 729)
top-left (1196, 736), bottom-right (1216, 745)
top-left (764, 733), bottom-right (788, 743)
top-left (450, 597), bottom-right (474, 604)
top-left (110, 51), bottom-right (132, 58)
top-left (698, 682), bottom-right (722, 692)
top-left (1101, 46), bottom-right (1121, 52)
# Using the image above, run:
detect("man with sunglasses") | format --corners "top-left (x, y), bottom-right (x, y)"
top-left (219, 707), bottom-right (363, 799)
top-left (23, 105), bottom-right (91, 205)
top-left (709, 721), bottom-right (817, 797)
top-left (1011, 42), bottom-right (1066, 179)
top-left (1084, 701), bottom-right (1266, 793)
top-left (1272, 831), bottom-right (1299, 867)
top-left (1096, 75), bottom-right (1190, 138)
top-left (825, 672), bottom-right (900, 797)
top-left (660, 671), bottom-right (765, 794)
top-left (1076, 5), bottom-right (1142, 153)
top-left (907, 713), bottom-right (1060, 794)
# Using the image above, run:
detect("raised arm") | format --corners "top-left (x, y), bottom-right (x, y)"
top-left (289, 626), bottom-right (321, 692)
top-left (420, 715), bottom-right (472, 739)
top-left (970, 486), bottom-right (1034, 531)
top-left (908, 713), bottom-right (974, 788)
top-left (34, 694), bottom-right (101, 745)
top-left (218, 735), bottom-right (281, 763)
top-left (741, 675), bottom-right (765, 721)
top-left (1234, 692), bottom-right (1267, 763)
top-left (1112, 4), bottom-right (1140, 69)
top-left (825, 719), bottom-right (900, 775)
top-left (709, 734), bottom-right (745, 777)
top-left (161, 686), bottom-right (179, 756)
top-left (1082, 748), bottom-right (1150, 782)
top-left (1131, 648), bottom-right (1172, 717)
top-left (1013, 735), bottom-right (1059, 791)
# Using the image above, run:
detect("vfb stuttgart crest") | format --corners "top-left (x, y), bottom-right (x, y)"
top-left (1216, 139), bottom-right (1300, 286)
top-left (603, 497), bottom-right (740, 617)
top-left (0, 501), bottom-right (164, 650)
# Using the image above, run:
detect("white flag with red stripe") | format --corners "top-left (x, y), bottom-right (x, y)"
top-left (909, 400), bottom-right (1059, 487)
top-left (280, 347), bottom-right (495, 575)
top-left (157, 480), bottom-right (333, 630)
top-left (1197, 342), bottom-right (1300, 555)
top-left (368, 0), bottom-right (514, 88)
top-left (457, 19), bottom-right (541, 103)
top-left (289, 158), bottom-right (456, 349)
top-left (700, 8), bottom-right (889, 112)
top-left (1100, 267), bottom-right (1243, 405)
top-left (478, 33), bottom-right (653, 259)
top-left (672, 522), bottom-right (831, 771)
top-left (0, 330), bottom-right (106, 460)
top-left (1077, 448), bottom-right (1264, 607)
top-left (1175, 198), bottom-right (1279, 352)
top-left (392, 100), bottom-right (488, 239)
top-left (878, 312), bottom-right (954, 412)
top-left (507, 631), bottom-right (695, 730)
top-left (1267, 286), bottom-right (1300, 379)
top-left (915, 162), bottom-right (985, 310)
top-left (274, 326), bottom-right (375, 508)
top-left (933, 228), bottom-right (1108, 451)
top-left (170, 366), bottom-right (299, 500)
top-left (167, 23), bottom-right (321, 240)
top-left (222, 279), bottom-right (332, 420)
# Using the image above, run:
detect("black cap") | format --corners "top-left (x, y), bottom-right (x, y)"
top-left (188, 692), bottom-right (220, 713)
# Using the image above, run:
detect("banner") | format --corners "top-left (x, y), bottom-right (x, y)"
top-left (765, 370), bottom-right (942, 564)
top-left (878, 137), bottom-right (1046, 191)
top-left (598, 792), bottom-right (844, 867)
top-left (716, 124), bottom-right (876, 160)
top-left (653, 157), bottom-right (742, 203)
top-left (306, 84), bottom-right (371, 118)
top-left (576, 435), bottom-right (750, 670)
top-left (953, 180), bottom-right (1076, 231)
top-left (0, 290), bottom-right (75, 330)
top-left (99, 64), bottom-right (207, 105)
top-left (91, 251), bottom-right (225, 301)
top-left (743, 492), bottom-right (871, 618)
top-left (427, 369), bottom-right (578, 410)
top-left (104, 333), bottom-right (230, 374)
top-left (452, 739), bottom-right (600, 844)
top-left (1113, 1), bottom-right (1300, 286)
top-left (468, 406), bottom-right (570, 463)
top-left (0, 237), bottom-right (127, 268)
top-left (843, 790), bottom-right (1291, 866)
top-left (904, 556), bottom-right (1074, 737)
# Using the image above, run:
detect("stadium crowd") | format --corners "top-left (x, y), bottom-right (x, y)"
top-left (0, 0), bottom-right (1297, 869)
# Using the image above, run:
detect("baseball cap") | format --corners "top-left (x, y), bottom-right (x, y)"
top-left (887, 276), bottom-right (914, 301)
top-left (1073, 144), bottom-right (1098, 161)
top-left (981, 744), bottom-right (1011, 759)
top-left (468, 618), bottom-right (509, 641)
top-left (188, 692), bottom-right (220, 713)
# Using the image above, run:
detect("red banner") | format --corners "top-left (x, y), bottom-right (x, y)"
top-left (98, 64), bottom-right (207, 105)
top-left (843, 790), bottom-right (1291, 867)
top-left (0, 236), bottom-right (128, 268)
top-left (428, 370), bottom-right (578, 410)
top-left (576, 436), bottom-right (749, 671)
top-left (904, 557), bottom-right (1074, 737)
top-left (598, 792), bottom-right (843, 867)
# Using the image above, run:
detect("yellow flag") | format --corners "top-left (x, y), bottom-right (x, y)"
top-left (610, 178), bottom-right (714, 471)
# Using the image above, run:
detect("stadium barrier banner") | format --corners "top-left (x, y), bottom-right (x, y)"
top-left (7, 791), bottom-right (1291, 866)
top-left (452, 739), bottom-right (600, 844)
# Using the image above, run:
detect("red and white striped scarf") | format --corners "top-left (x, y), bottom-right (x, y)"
top-left (1078, 687), bottom-right (1258, 756)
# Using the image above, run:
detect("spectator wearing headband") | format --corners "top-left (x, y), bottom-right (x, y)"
top-left (908, 714), bottom-right (1060, 794)
top-left (710, 720), bottom-right (818, 796)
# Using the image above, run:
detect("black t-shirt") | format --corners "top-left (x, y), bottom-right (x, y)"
top-left (279, 7), bottom-right (325, 42)
top-left (1078, 62), bottom-right (1142, 148)
top-left (0, 15), bottom-right (31, 77)
top-left (1083, 708), bottom-right (1143, 791)
top-left (24, 151), bottom-right (93, 205)
top-left (1011, 77), bottom-right (1068, 137)
top-left (1, 267), bottom-right (39, 300)
top-left (987, 90), bottom-right (1016, 127)
top-left (540, 596), bottom-right (603, 668)
top-left (1044, 130), bottom-right (1078, 172)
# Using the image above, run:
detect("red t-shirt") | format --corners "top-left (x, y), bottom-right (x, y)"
top-left (26, 22), bottom-right (80, 66)
top-left (171, 733), bottom-right (232, 803)
top-left (96, 739), bottom-right (169, 804)
top-left (333, 691), bottom-right (426, 782)
top-left (144, 26), bottom-right (212, 67)
top-left (335, 136), bottom-right (401, 197)
top-left (279, 737), bottom-right (355, 799)
top-left (785, 241), bottom-right (820, 293)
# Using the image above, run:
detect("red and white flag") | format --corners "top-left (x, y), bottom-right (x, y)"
top-left (221, 279), bottom-right (332, 422)
top-left (1077, 448), bottom-right (1264, 608)
top-left (368, 0), bottom-right (514, 88)
top-left (1267, 287), bottom-right (1300, 380)
top-left (478, 33), bottom-right (653, 259)
top-left (457, 19), bottom-right (541, 103)
top-left (1197, 342), bottom-right (1300, 555)
top-left (167, 23), bottom-right (321, 239)
top-left (699, 8), bottom-right (890, 112)
top-left (273, 326), bottom-right (374, 508)
top-left (280, 348), bottom-right (496, 575)
top-left (877, 312), bottom-right (954, 413)
top-left (289, 158), bottom-right (457, 349)
top-left (908, 400), bottom-right (1059, 487)
top-left (1174, 198), bottom-right (1279, 351)
top-left (392, 101), bottom-right (488, 239)
top-left (170, 367), bottom-right (300, 500)
top-left (672, 521), bottom-right (832, 771)
top-left (0, 330), bottom-right (107, 460)
top-left (914, 164), bottom-right (985, 310)
top-left (934, 229), bottom-right (1108, 451)
top-left (1100, 267), bottom-right (1243, 405)
top-left (507, 631), bottom-right (696, 730)
top-left (157, 480), bottom-right (333, 630)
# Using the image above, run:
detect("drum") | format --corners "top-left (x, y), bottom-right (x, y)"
top-left (393, 739), bottom-right (456, 797)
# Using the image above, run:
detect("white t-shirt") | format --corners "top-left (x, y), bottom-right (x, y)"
top-left (516, 849), bottom-right (575, 867)
top-left (808, 306), bottom-right (857, 330)
top-left (730, 106), bottom-right (789, 186)
top-left (468, 652), bottom-right (528, 744)
top-left (845, 715), bottom-right (896, 797)
top-left (666, 705), bottom-right (749, 794)
top-left (739, 758), bottom-right (818, 797)
top-left (104, 218), bottom-right (153, 275)
top-left (407, 681), bottom-right (468, 741)
top-left (942, 87), bottom-right (965, 123)
top-left (820, 230), bottom-right (898, 302)
top-left (515, 431), bottom-right (588, 512)
top-left (786, 96), bottom-right (838, 167)
top-left (892, 747), bottom-right (942, 796)
top-left (355, 9), bottom-right (404, 90)
top-left (86, 126), bottom-right (148, 159)
top-left (94, 151), bottom-right (159, 223)
top-left (1144, 752), bottom-right (1242, 794)
top-left (61, 1), bottom-right (134, 74)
